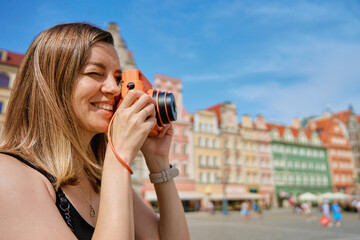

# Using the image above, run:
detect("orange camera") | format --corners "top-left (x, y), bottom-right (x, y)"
top-left (116, 69), bottom-right (177, 136)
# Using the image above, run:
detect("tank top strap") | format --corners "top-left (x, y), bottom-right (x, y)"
top-left (1, 152), bottom-right (56, 183)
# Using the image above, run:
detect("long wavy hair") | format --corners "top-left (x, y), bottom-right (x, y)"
top-left (0, 23), bottom-right (114, 190)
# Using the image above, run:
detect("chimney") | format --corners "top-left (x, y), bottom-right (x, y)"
top-left (308, 120), bottom-right (316, 131)
top-left (291, 118), bottom-right (301, 129)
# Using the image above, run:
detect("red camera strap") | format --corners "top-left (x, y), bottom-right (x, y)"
top-left (107, 113), bottom-right (134, 175)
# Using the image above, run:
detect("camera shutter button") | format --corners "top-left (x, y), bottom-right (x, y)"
top-left (127, 82), bottom-right (135, 90)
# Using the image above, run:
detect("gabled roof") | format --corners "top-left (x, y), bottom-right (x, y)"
top-left (303, 128), bottom-right (312, 139)
top-left (267, 122), bottom-right (313, 140)
top-left (0, 49), bottom-right (24, 67)
top-left (313, 117), bottom-right (331, 131)
top-left (290, 128), bottom-right (300, 138)
top-left (267, 122), bottom-right (285, 137)
top-left (206, 103), bottom-right (223, 126)
top-left (334, 109), bottom-right (351, 125)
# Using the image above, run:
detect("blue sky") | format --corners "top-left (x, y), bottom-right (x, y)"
top-left (1, 0), bottom-right (360, 125)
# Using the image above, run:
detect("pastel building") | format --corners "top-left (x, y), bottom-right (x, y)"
top-left (254, 115), bottom-right (274, 205)
top-left (239, 115), bottom-right (260, 194)
top-left (192, 110), bottom-right (223, 196)
top-left (206, 102), bottom-right (263, 201)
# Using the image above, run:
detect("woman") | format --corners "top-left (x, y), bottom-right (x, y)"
top-left (0, 23), bottom-right (190, 239)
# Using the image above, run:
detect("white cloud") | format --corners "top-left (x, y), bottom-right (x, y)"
top-left (230, 37), bottom-right (360, 123)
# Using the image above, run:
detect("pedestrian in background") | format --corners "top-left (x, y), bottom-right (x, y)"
top-left (331, 200), bottom-right (343, 227)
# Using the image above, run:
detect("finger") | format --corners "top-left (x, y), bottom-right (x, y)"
top-left (158, 124), bottom-right (171, 138)
top-left (133, 94), bottom-right (155, 114)
top-left (119, 90), bottom-right (143, 109)
top-left (142, 104), bottom-right (156, 119)
top-left (143, 116), bottom-right (157, 132)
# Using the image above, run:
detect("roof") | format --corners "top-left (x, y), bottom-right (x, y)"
top-left (206, 103), bottom-right (223, 126)
top-left (267, 122), bottom-right (312, 140)
top-left (267, 122), bottom-right (286, 137)
top-left (0, 49), bottom-right (24, 67)
top-left (334, 109), bottom-right (351, 124)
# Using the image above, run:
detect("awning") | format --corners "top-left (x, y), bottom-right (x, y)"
top-left (145, 191), bottom-right (207, 201)
top-left (209, 192), bottom-right (264, 201)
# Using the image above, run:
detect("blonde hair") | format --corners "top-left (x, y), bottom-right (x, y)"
top-left (0, 23), bottom-right (114, 190)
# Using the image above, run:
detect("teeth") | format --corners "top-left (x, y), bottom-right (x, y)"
top-left (94, 103), bottom-right (113, 111)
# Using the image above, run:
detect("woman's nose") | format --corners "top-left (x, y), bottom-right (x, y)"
top-left (103, 75), bottom-right (121, 96)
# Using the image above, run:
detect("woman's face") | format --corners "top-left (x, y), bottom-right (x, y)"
top-left (72, 42), bottom-right (121, 138)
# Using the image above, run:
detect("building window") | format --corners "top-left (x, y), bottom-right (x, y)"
top-left (172, 143), bottom-right (178, 154)
top-left (199, 155), bottom-right (204, 166)
top-left (0, 73), bottom-right (10, 88)
top-left (173, 126), bottom-right (178, 136)
top-left (183, 144), bottom-right (188, 154)
top-left (206, 138), bottom-right (211, 148)
top-left (213, 139), bottom-right (218, 148)
top-left (214, 157), bottom-right (219, 167)
top-left (183, 128), bottom-right (188, 136)
top-left (206, 156), bottom-right (210, 166)
top-left (198, 137), bottom-right (202, 147)
top-left (183, 161), bottom-right (188, 175)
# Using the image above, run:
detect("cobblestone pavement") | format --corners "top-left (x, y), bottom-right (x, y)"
top-left (186, 208), bottom-right (360, 240)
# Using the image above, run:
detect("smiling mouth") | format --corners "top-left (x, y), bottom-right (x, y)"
top-left (93, 103), bottom-right (113, 111)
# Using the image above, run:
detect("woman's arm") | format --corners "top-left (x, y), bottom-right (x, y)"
top-left (92, 148), bottom-right (135, 239)
top-left (137, 125), bottom-right (190, 240)
top-left (93, 90), bottom-right (157, 239)
top-left (154, 177), bottom-right (190, 240)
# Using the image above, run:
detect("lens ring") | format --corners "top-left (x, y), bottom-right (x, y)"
top-left (152, 90), bottom-right (177, 126)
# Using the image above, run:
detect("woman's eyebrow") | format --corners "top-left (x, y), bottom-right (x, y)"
top-left (85, 62), bottom-right (106, 69)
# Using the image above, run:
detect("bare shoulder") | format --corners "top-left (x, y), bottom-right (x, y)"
top-left (0, 153), bottom-right (75, 239)
top-left (0, 153), bottom-right (55, 200)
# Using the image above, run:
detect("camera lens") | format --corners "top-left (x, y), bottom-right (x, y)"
top-left (152, 90), bottom-right (177, 126)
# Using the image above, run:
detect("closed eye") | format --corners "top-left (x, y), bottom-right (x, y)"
top-left (115, 76), bottom-right (122, 85)
top-left (88, 72), bottom-right (103, 77)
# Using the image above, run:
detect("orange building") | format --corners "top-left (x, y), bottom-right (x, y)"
top-left (312, 116), bottom-right (355, 194)
top-left (333, 108), bottom-right (360, 195)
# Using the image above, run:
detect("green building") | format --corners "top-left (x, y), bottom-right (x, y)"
top-left (267, 122), bottom-right (332, 206)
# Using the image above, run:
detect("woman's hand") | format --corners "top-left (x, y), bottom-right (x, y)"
top-left (110, 90), bottom-right (157, 165)
top-left (141, 124), bottom-right (173, 173)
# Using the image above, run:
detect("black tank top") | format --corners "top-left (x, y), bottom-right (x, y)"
top-left (2, 153), bottom-right (95, 240)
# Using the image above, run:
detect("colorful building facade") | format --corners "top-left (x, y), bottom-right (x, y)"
top-left (268, 120), bottom-right (332, 206)
top-left (254, 115), bottom-right (274, 205)
top-left (334, 108), bottom-right (360, 195)
top-left (312, 115), bottom-right (355, 194)
top-left (192, 110), bottom-right (223, 197)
